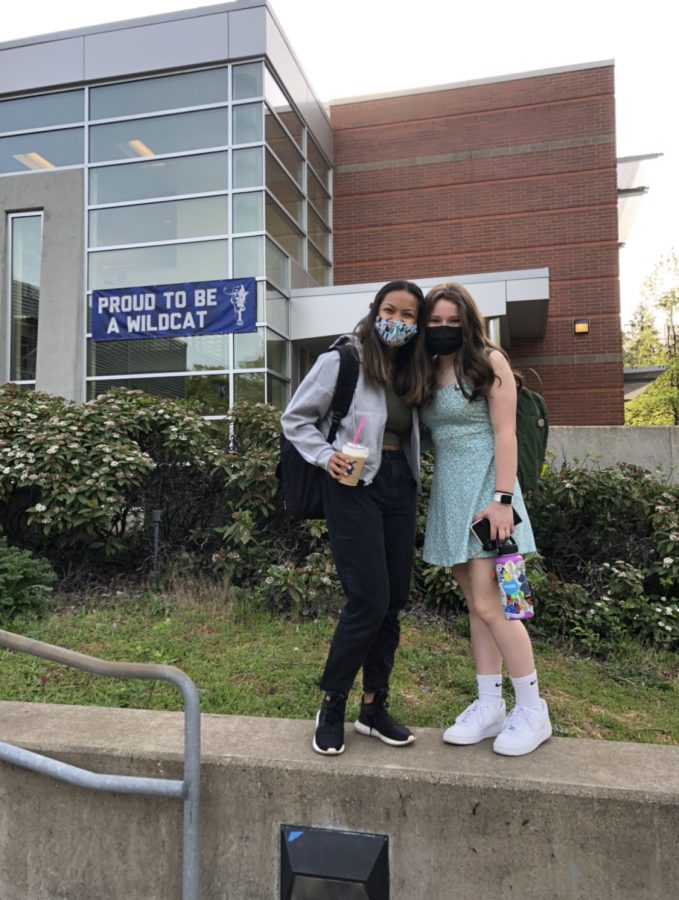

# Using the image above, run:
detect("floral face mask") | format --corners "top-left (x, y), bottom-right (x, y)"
top-left (374, 315), bottom-right (418, 347)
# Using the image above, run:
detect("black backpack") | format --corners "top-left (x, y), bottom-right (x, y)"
top-left (277, 342), bottom-right (360, 519)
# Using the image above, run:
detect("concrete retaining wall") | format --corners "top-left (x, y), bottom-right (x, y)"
top-left (548, 426), bottom-right (679, 478)
top-left (1, 701), bottom-right (678, 899)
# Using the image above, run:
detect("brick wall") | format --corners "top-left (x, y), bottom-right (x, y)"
top-left (329, 65), bottom-right (623, 424)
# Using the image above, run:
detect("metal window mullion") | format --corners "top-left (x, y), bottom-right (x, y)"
top-left (0, 120), bottom-right (85, 138)
top-left (265, 191), bottom-right (304, 237)
top-left (89, 143), bottom-right (232, 169)
top-left (88, 188), bottom-right (230, 211)
top-left (89, 100), bottom-right (229, 127)
top-left (87, 370), bottom-right (232, 382)
top-left (265, 142), bottom-right (304, 193)
top-left (88, 234), bottom-right (231, 254)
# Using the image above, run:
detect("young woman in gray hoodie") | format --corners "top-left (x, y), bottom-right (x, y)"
top-left (281, 280), bottom-right (431, 755)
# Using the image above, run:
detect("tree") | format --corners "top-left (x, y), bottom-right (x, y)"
top-left (625, 359), bottom-right (679, 425)
top-left (643, 249), bottom-right (679, 361)
top-left (623, 303), bottom-right (666, 367)
top-left (625, 249), bottom-right (679, 425)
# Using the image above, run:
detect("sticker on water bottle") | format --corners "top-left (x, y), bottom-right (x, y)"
top-left (496, 557), bottom-right (534, 620)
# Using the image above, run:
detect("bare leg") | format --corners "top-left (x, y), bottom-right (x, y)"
top-left (453, 559), bottom-right (535, 678)
top-left (453, 563), bottom-right (503, 675)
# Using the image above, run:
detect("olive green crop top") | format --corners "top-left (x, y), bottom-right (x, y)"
top-left (382, 384), bottom-right (412, 448)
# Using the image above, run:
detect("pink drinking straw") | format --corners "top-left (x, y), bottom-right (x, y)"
top-left (352, 416), bottom-right (366, 444)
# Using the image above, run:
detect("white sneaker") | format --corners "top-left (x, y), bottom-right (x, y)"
top-left (443, 699), bottom-right (506, 745)
top-left (492, 700), bottom-right (552, 756)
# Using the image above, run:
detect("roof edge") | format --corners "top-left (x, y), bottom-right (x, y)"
top-left (329, 59), bottom-right (615, 107)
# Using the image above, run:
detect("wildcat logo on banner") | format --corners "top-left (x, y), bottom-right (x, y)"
top-left (91, 278), bottom-right (257, 342)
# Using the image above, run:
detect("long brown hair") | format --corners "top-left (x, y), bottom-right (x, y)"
top-left (423, 282), bottom-right (509, 401)
top-left (353, 280), bottom-right (432, 406)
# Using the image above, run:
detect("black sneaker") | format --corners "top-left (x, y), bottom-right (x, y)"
top-left (354, 689), bottom-right (415, 746)
top-left (312, 693), bottom-right (347, 755)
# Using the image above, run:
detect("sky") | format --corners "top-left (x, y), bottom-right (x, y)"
top-left (2, 0), bottom-right (676, 327)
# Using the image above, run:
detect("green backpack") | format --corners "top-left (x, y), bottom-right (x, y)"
top-left (515, 372), bottom-right (549, 494)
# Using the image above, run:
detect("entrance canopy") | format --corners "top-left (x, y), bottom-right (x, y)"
top-left (290, 268), bottom-right (549, 356)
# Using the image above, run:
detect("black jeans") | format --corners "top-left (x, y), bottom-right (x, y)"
top-left (319, 451), bottom-right (417, 696)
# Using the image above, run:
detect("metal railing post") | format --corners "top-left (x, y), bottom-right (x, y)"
top-left (0, 628), bottom-right (201, 900)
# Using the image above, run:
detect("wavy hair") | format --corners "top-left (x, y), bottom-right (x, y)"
top-left (353, 280), bottom-right (432, 407)
top-left (423, 282), bottom-right (509, 402)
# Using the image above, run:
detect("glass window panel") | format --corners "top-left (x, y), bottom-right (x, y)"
top-left (233, 62), bottom-right (263, 100)
top-left (233, 103), bottom-right (263, 144)
top-left (266, 150), bottom-right (304, 225)
top-left (266, 329), bottom-right (289, 377)
top-left (89, 151), bottom-right (228, 204)
top-left (234, 372), bottom-right (264, 404)
top-left (264, 69), bottom-right (304, 149)
top-left (266, 285), bottom-right (288, 335)
top-left (307, 167), bottom-right (330, 222)
top-left (307, 244), bottom-right (331, 287)
top-left (89, 109), bottom-right (228, 163)
top-left (266, 197), bottom-right (304, 266)
top-left (234, 328), bottom-right (265, 368)
top-left (232, 192), bottom-right (263, 233)
top-left (233, 147), bottom-right (263, 188)
top-left (88, 239), bottom-right (229, 291)
top-left (265, 238), bottom-right (289, 292)
top-left (89, 196), bottom-right (229, 247)
top-left (87, 374), bottom-right (231, 416)
top-left (0, 90), bottom-right (84, 134)
top-left (90, 69), bottom-right (229, 120)
top-left (233, 236), bottom-right (264, 279)
top-left (0, 128), bottom-right (84, 175)
top-left (87, 334), bottom-right (230, 376)
top-left (265, 108), bottom-right (303, 185)
top-left (9, 215), bottom-right (42, 381)
top-left (255, 281), bottom-right (266, 321)
top-left (307, 205), bottom-right (330, 256)
top-left (267, 374), bottom-right (288, 409)
top-left (307, 137), bottom-right (330, 187)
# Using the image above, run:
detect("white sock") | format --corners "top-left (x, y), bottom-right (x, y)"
top-left (511, 671), bottom-right (542, 710)
top-left (476, 673), bottom-right (503, 708)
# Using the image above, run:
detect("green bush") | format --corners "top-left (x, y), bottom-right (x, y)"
top-left (0, 536), bottom-right (56, 623)
top-left (0, 384), bottom-right (230, 568)
top-left (526, 464), bottom-right (679, 652)
top-left (3, 386), bottom-right (678, 654)
top-left (215, 408), bottom-right (679, 652)
top-left (212, 401), bottom-right (340, 611)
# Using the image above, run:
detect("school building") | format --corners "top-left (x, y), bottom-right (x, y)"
top-left (0, 0), bottom-right (656, 423)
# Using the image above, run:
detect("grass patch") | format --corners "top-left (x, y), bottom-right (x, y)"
top-left (2, 591), bottom-right (678, 745)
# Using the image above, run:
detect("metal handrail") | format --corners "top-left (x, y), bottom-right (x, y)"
top-left (0, 628), bottom-right (201, 900)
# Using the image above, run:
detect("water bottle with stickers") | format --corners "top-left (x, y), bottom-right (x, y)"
top-left (495, 538), bottom-right (534, 620)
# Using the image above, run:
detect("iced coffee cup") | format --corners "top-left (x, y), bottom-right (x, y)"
top-left (338, 442), bottom-right (369, 486)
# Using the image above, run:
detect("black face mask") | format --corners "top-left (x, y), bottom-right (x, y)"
top-left (425, 326), bottom-right (463, 356)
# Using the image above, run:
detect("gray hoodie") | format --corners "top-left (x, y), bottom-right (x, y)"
top-left (281, 336), bottom-right (421, 486)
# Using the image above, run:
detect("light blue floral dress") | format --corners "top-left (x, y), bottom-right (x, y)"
top-left (422, 383), bottom-right (536, 567)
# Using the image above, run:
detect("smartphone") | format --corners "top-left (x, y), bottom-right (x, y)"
top-left (470, 510), bottom-right (522, 551)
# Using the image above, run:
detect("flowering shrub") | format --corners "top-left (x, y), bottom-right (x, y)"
top-left (0, 536), bottom-right (56, 623)
top-left (212, 402), bottom-right (340, 612)
top-left (2, 385), bottom-right (678, 652)
top-left (526, 463), bottom-right (679, 651)
top-left (0, 384), bottom-right (230, 566)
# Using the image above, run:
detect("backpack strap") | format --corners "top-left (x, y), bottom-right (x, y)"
top-left (326, 342), bottom-right (359, 444)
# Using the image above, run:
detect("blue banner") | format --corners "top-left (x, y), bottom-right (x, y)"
top-left (91, 278), bottom-right (257, 342)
